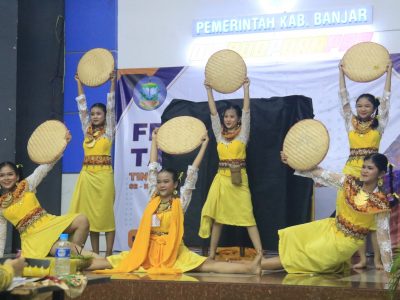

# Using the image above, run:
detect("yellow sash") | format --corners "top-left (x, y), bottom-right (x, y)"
top-left (94, 196), bottom-right (184, 274)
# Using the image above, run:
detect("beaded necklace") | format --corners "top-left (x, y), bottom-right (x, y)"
top-left (0, 180), bottom-right (28, 208)
top-left (85, 125), bottom-right (105, 148)
top-left (351, 116), bottom-right (374, 135)
top-left (222, 125), bottom-right (241, 141)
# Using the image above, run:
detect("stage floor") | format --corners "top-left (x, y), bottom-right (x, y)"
top-left (79, 258), bottom-right (397, 300)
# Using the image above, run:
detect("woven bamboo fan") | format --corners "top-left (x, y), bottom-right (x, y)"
top-left (27, 120), bottom-right (68, 164)
top-left (157, 116), bottom-right (207, 154)
top-left (77, 48), bottom-right (114, 87)
top-left (283, 119), bottom-right (330, 171)
top-left (205, 49), bottom-right (247, 94)
top-left (342, 42), bottom-right (390, 82)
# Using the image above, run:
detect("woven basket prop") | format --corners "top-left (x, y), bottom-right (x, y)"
top-left (205, 49), bottom-right (247, 94)
top-left (283, 119), bottom-right (330, 171)
top-left (342, 42), bottom-right (390, 82)
top-left (77, 48), bottom-right (114, 87)
top-left (27, 120), bottom-right (68, 164)
top-left (157, 116), bottom-right (207, 155)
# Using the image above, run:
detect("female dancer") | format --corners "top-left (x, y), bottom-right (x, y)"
top-left (198, 78), bottom-right (263, 258)
top-left (261, 152), bottom-right (393, 273)
top-left (339, 61), bottom-right (392, 269)
top-left (91, 129), bottom-right (261, 274)
top-left (0, 134), bottom-right (96, 259)
top-left (69, 72), bottom-right (116, 256)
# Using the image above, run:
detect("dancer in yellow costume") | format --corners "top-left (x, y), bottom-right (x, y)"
top-left (261, 152), bottom-right (393, 274)
top-left (90, 129), bottom-right (261, 274)
top-left (198, 78), bottom-right (263, 259)
top-left (69, 72), bottom-right (116, 256)
top-left (339, 61), bottom-right (392, 269)
top-left (0, 135), bottom-right (94, 259)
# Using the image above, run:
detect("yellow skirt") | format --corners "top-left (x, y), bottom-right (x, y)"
top-left (107, 243), bottom-right (207, 273)
top-left (342, 159), bottom-right (362, 178)
top-left (69, 166), bottom-right (115, 232)
top-left (21, 213), bottom-right (79, 258)
top-left (199, 171), bottom-right (256, 238)
top-left (278, 218), bottom-right (363, 274)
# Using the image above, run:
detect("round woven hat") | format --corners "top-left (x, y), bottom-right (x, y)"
top-left (342, 42), bottom-right (390, 82)
top-left (283, 119), bottom-right (330, 171)
top-left (27, 120), bottom-right (68, 164)
top-left (205, 49), bottom-right (247, 94)
top-left (77, 48), bottom-right (114, 87)
top-left (157, 116), bottom-right (207, 155)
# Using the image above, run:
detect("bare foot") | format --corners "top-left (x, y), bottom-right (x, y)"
top-left (374, 258), bottom-right (384, 270)
top-left (353, 260), bottom-right (367, 269)
top-left (247, 253), bottom-right (262, 275)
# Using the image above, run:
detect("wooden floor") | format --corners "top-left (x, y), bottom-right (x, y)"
top-left (77, 258), bottom-right (398, 300)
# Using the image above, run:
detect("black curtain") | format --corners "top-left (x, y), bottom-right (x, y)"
top-left (161, 96), bottom-right (314, 250)
top-left (13, 0), bottom-right (65, 252)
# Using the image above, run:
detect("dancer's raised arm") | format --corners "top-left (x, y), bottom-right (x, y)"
top-left (192, 135), bottom-right (209, 169)
top-left (338, 62), bottom-right (352, 132)
top-left (205, 81), bottom-right (218, 116)
top-left (242, 77), bottom-right (250, 112)
top-left (379, 61), bottom-right (393, 132)
top-left (181, 135), bottom-right (209, 212)
top-left (105, 71), bottom-right (116, 140)
top-left (147, 128), bottom-right (160, 197)
top-left (75, 74), bottom-right (90, 133)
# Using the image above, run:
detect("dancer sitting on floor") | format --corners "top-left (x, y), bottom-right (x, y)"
top-left (0, 133), bottom-right (99, 259)
top-left (198, 78), bottom-right (263, 259)
top-left (261, 152), bottom-right (393, 273)
top-left (91, 129), bottom-right (261, 274)
top-left (338, 61), bottom-right (392, 269)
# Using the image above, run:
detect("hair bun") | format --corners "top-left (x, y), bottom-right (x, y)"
top-left (375, 97), bottom-right (381, 107)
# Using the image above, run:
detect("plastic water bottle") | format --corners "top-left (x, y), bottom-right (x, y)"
top-left (54, 233), bottom-right (71, 276)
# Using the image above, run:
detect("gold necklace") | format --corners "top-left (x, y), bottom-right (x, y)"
top-left (352, 116), bottom-right (373, 135)
top-left (0, 180), bottom-right (28, 208)
top-left (0, 193), bottom-right (13, 208)
top-left (157, 199), bottom-right (172, 213)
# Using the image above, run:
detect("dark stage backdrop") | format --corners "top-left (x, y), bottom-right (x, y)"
top-left (0, 0), bottom-right (18, 254)
top-left (161, 97), bottom-right (314, 251)
top-left (11, 0), bottom-right (65, 252)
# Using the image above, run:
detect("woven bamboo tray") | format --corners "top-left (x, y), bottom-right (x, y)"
top-left (27, 120), bottom-right (68, 164)
top-left (77, 48), bottom-right (114, 87)
top-left (283, 119), bottom-right (330, 171)
top-left (342, 42), bottom-right (390, 82)
top-left (157, 116), bottom-right (207, 154)
top-left (205, 49), bottom-right (247, 94)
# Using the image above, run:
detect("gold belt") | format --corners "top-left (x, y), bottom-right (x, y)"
top-left (83, 155), bottom-right (111, 166)
top-left (151, 231), bottom-right (168, 236)
top-left (16, 207), bottom-right (47, 234)
top-left (218, 159), bottom-right (246, 169)
top-left (348, 148), bottom-right (378, 161)
top-left (335, 215), bottom-right (369, 240)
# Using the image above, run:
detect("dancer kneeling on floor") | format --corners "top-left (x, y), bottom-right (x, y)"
top-left (91, 129), bottom-right (261, 274)
top-left (262, 152), bottom-right (393, 273)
